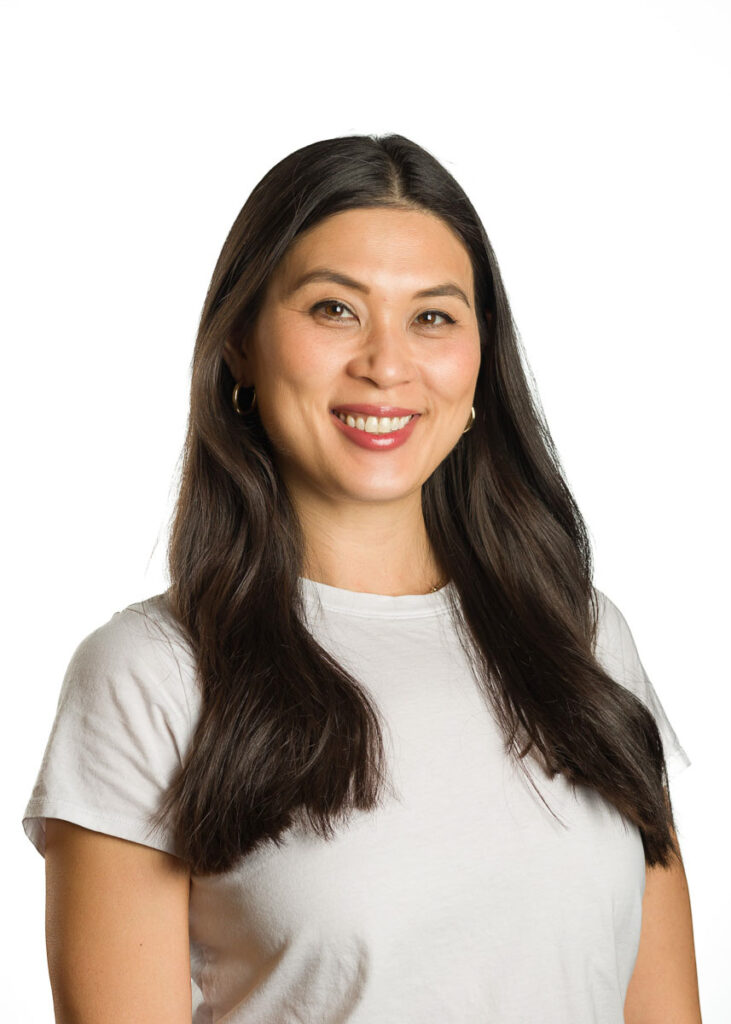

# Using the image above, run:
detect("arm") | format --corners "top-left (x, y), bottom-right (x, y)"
top-left (45, 818), bottom-right (193, 1024)
top-left (624, 793), bottom-right (702, 1024)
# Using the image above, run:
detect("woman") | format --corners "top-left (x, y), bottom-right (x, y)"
top-left (22, 133), bottom-right (701, 1022)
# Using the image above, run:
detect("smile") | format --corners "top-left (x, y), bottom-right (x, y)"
top-left (334, 411), bottom-right (416, 433)
top-left (330, 410), bottom-right (420, 451)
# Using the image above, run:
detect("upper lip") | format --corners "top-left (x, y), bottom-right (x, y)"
top-left (331, 404), bottom-right (421, 417)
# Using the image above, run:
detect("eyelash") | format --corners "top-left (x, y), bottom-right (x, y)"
top-left (310, 299), bottom-right (457, 329)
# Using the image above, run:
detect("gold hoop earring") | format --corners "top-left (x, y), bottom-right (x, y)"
top-left (233, 382), bottom-right (257, 415)
top-left (462, 406), bottom-right (475, 434)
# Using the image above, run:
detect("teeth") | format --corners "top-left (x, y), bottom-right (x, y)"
top-left (336, 412), bottom-right (414, 434)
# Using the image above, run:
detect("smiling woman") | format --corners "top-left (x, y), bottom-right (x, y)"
top-left (22, 133), bottom-right (701, 1023)
top-left (222, 204), bottom-right (481, 492)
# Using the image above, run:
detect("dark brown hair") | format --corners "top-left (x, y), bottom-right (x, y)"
top-left (152, 133), bottom-right (680, 876)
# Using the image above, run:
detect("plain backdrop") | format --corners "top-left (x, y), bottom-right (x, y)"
top-left (2, 0), bottom-right (728, 1018)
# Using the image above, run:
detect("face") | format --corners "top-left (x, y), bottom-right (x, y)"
top-left (223, 206), bottom-right (482, 513)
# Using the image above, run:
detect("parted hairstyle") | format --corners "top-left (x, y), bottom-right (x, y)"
top-left (152, 132), bottom-right (680, 876)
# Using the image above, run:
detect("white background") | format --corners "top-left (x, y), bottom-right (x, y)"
top-left (2, 0), bottom-right (728, 1018)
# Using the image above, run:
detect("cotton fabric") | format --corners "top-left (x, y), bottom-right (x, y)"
top-left (22, 580), bottom-right (691, 1023)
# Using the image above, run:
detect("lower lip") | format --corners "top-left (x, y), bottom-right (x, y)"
top-left (330, 411), bottom-right (421, 451)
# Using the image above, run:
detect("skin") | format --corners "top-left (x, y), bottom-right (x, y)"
top-left (44, 819), bottom-right (192, 1023)
top-left (223, 205), bottom-right (483, 596)
top-left (623, 803), bottom-right (703, 1022)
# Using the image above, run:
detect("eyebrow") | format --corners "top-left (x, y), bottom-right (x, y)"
top-left (286, 268), bottom-right (472, 310)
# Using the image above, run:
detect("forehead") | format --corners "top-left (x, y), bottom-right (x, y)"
top-left (271, 207), bottom-right (474, 298)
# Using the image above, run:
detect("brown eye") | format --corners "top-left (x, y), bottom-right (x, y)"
top-left (312, 300), bottom-right (354, 320)
top-left (416, 310), bottom-right (455, 327)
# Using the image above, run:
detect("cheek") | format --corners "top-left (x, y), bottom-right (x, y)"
top-left (260, 330), bottom-right (329, 399)
top-left (428, 341), bottom-right (481, 397)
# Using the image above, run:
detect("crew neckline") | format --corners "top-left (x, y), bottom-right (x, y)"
top-left (298, 576), bottom-right (455, 619)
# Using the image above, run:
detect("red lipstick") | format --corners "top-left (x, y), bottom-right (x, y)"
top-left (330, 409), bottom-right (420, 451)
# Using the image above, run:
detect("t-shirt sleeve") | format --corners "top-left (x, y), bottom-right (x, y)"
top-left (593, 587), bottom-right (691, 781)
top-left (21, 597), bottom-right (196, 859)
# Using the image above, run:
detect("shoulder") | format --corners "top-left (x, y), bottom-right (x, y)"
top-left (593, 585), bottom-right (623, 627)
top-left (593, 585), bottom-right (637, 647)
top-left (25, 594), bottom-right (200, 858)
top-left (592, 586), bottom-right (621, 656)
top-left (592, 585), bottom-right (648, 696)
top-left (591, 587), bottom-right (692, 779)
top-left (61, 591), bottom-right (199, 720)
top-left (69, 591), bottom-right (191, 662)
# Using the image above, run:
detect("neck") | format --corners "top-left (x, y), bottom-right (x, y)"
top-left (291, 484), bottom-right (448, 596)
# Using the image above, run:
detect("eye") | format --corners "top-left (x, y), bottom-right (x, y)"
top-left (311, 300), bottom-right (457, 328)
top-left (311, 300), bottom-right (356, 321)
top-left (415, 310), bottom-right (456, 328)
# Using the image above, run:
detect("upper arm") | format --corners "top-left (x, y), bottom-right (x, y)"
top-left (624, 799), bottom-right (702, 1024)
top-left (45, 818), bottom-right (192, 1024)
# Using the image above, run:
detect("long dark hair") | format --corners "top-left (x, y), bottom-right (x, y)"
top-left (152, 133), bottom-right (680, 876)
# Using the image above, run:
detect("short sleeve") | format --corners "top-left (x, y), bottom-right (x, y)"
top-left (21, 594), bottom-right (198, 859)
top-left (593, 588), bottom-right (691, 781)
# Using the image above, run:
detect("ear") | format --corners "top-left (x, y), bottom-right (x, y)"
top-left (222, 335), bottom-right (251, 384)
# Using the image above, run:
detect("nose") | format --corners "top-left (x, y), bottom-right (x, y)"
top-left (349, 320), bottom-right (417, 389)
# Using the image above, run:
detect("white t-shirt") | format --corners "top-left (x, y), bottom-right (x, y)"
top-left (22, 579), bottom-right (691, 1023)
